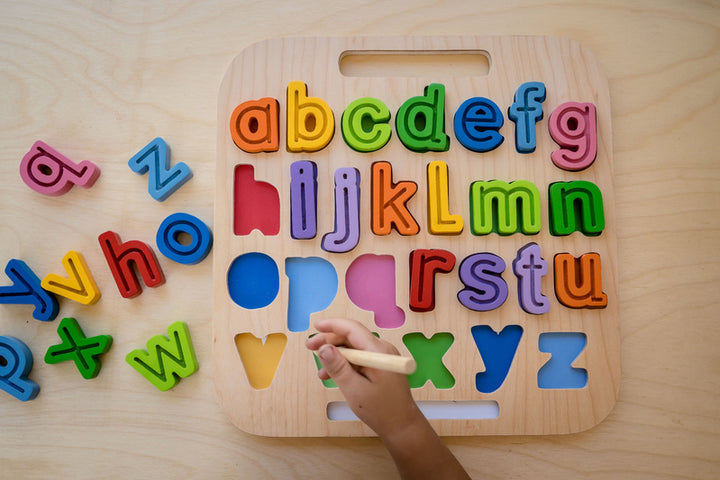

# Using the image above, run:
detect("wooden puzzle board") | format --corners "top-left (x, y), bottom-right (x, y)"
top-left (213, 35), bottom-right (619, 437)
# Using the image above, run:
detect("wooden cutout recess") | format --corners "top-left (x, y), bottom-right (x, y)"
top-left (213, 36), bottom-right (620, 437)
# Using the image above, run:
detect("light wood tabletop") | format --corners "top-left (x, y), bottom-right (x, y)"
top-left (0, 1), bottom-right (717, 478)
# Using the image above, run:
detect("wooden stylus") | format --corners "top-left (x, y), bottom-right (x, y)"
top-left (336, 346), bottom-right (417, 375)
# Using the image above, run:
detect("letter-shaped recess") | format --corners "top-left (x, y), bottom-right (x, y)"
top-left (512, 243), bottom-right (550, 315)
top-left (287, 81), bottom-right (335, 152)
top-left (471, 325), bottom-right (523, 394)
top-left (346, 254), bottom-right (405, 329)
top-left (41, 251), bottom-right (100, 305)
top-left (396, 84), bottom-right (449, 152)
top-left (427, 160), bottom-right (463, 235)
top-left (125, 321), bottom-right (198, 391)
top-left (20, 141), bottom-right (100, 196)
top-left (470, 180), bottom-right (541, 235)
top-left (235, 332), bottom-right (287, 390)
top-left (554, 253), bottom-right (607, 308)
top-left (371, 161), bottom-right (419, 236)
top-left (321, 167), bottom-right (360, 253)
top-left (286, 257), bottom-right (338, 332)
top-left (128, 138), bottom-right (192, 201)
top-left (409, 249), bottom-right (456, 312)
top-left (156, 212), bottom-right (213, 265)
top-left (0, 336), bottom-right (40, 401)
top-left (44, 317), bottom-right (113, 379)
top-left (98, 231), bottom-right (165, 299)
top-left (402, 332), bottom-right (455, 389)
top-left (548, 181), bottom-right (605, 236)
top-left (230, 97), bottom-right (279, 153)
top-left (290, 161), bottom-right (318, 239)
top-left (508, 82), bottom-right (546, 153)
top-left (458, 253), bottom-right (508, 312)
top-left (453, 97), bottom-right (504, 152)
top-left (0, 259), bottom-right (59, 321)
top-left (226, 252), bottom-right (279, 309)
top-left (538, 332), bottom-right (588, 389)
top-left (341, 97), bottom-right (392, 152)
top-left (234, 164), bottom-right (280, 236)
top-left (549, 102), bottom-right (598, 171)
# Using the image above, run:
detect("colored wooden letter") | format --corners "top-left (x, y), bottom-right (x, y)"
top-left (409, 249), bottom-right (456, 312)
top-left (98, 231), bottom-right (165, 298)
top-left (453, 97), bottom-right (504, 152)
top-left (458, 253), bottom-right (508, 312)
top-left (512, 243), bottom-right (550, 315)
top-left (128, 137), bottom-right (192, 201)
top-left (156, 212), bottom-right (213, 265)
top-left (548, 181), bottom-right (605, 236)
top-left (554, 253), bottom-right (608, 308)
top-left (230, 97), bottom-right (279, 153)
top-left (0, 259), bottom-right (58, 321)
top-left (538, 332), bottom-right (588, 389)
top-left (427, 160), bottom-right (463, 235)
top-left (508, 82), bottom-right (546, 153)
top-left (235, 332), bottom-right (287, 390)
top-left (346, 254), bottom-right (405, 329)
top-left (44, 317), bottom-right (112, 379)
top-left (126, 321), bottom-right (198, 391)
top-left (233, 164), bottom-right (280, 236)
top-left (549, 102), bottom-right (598, 171)
top-left (41, 251), bottom-right (100, 305)
top-left (341, 97), bottom-right (392, 152)
top-left (403, 332), bottom-right (455, 389)
top-left (321, 167), bottom-right (361, 253)
top-left (470, 179), bottom-right (541, 235)
top-left (471, 325), bottom-right (523, 393)
top-left (287, 81), bottom-right (335, 152)
top-left (290, 161), bottom-right (318, 239)
top-left (20, 141), bottom-right (100, 196)
top-left (371, 161), bottom-right (419, 236)
top-left (396, 84), bottom-right (449, 152)
top-left (0, 336), bottom-right (40, 401)
top-left (286, 257), bottom-right (338, 332)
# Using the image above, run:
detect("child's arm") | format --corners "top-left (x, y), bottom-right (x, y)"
top-left (306, 318), bottom-right (471, 480)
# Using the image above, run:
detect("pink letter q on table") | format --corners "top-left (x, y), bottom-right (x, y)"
top-left (20, 141), bottom-right (100, 196)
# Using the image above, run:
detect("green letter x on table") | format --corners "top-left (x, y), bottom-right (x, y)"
top-left (45, 317), bottom-right (113, 379)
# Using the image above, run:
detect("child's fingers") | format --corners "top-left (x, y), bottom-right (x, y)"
top-left (314, 318), bottom-right (387, 352)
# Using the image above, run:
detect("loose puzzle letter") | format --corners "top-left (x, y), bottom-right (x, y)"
top-left (41, 251), bottom-right (101, 305)
top-left (20, 141), bottom-right (100, 196)
top-left (98, 231), bottom-right (165, 298)
top-left (0, 336), bottom-right (40, 401)
top-left (0, 259), bottom-right (58, 321)
top-left (45, 317), bottom-right (112, 379)
top-left (125, 321), bottom-right (198, 391)
top-left (156, 212), bottom-right (213, 265)
top-left (128, 137), bottom-right (192, 201)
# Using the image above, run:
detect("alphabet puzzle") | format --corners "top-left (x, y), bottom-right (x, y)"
top-left (213, 36), bottom-right (620, 436)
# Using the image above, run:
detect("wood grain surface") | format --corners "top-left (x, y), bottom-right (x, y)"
top-left (0, 0), bottom-right (718, 478)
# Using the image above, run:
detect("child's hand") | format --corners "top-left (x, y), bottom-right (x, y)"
top-left (305, 318), bottom-right (424, 438)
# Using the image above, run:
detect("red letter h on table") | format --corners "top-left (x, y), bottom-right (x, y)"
top-left (99, 231), bottom-right (165, 298)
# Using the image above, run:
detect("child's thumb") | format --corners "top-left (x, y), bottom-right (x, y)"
top-left (317, 344), bottom-right (358, 387)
